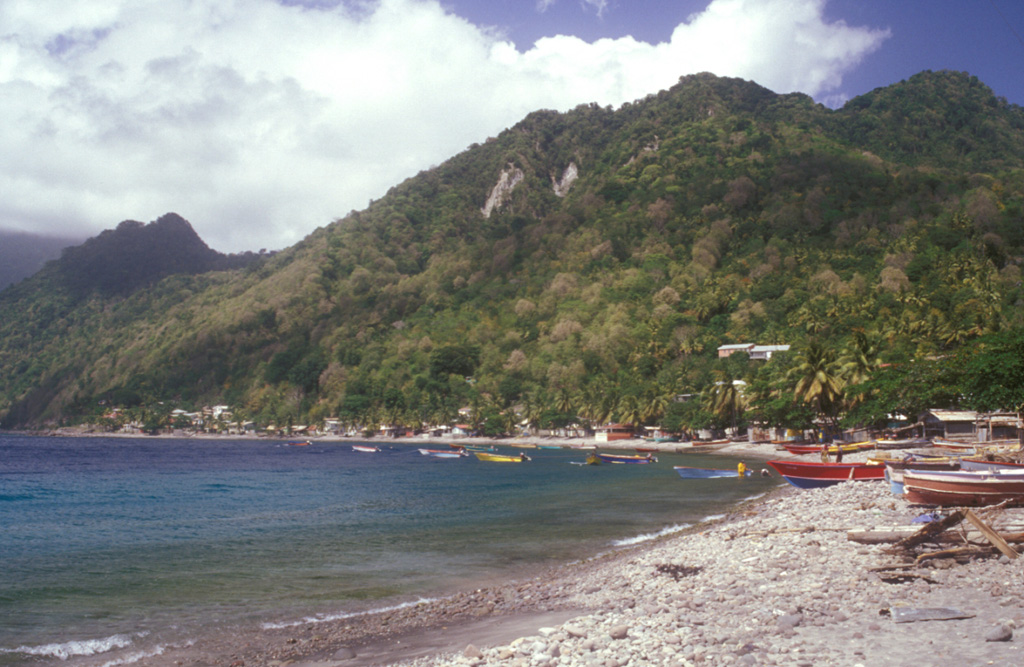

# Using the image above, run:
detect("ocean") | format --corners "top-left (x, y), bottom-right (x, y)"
top-left (0, 434), bottom-right (779, 665)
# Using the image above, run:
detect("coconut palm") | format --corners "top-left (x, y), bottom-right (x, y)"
top-left (703, 372), bottom-right (746, 432)
top-left (789, 340), bottom-right (844, 433)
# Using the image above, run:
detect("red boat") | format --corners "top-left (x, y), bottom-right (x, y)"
top-left (766, 460), bottom-right (885, 489)
top-left (903, 469), bottom-right (1024, 506)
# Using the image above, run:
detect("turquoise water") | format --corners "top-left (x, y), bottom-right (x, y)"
top-left (0, 435), bottom-right (779, 665)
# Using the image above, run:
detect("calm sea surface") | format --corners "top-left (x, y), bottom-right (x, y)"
top-left (0, 434), bottom-right (779, 665)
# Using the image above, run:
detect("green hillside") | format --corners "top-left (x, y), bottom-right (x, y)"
top-left (3, 70), bottom-right (1024, 434)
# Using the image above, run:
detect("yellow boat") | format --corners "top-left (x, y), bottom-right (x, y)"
top-left (474, 451), bottom-right (530, 462)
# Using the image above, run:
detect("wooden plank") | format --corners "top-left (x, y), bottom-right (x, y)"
top-left (964, 509), bottom-right (1019, 560)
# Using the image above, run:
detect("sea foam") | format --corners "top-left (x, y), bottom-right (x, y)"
top-left (261, 597), bottom-right (438, 630)
top-left (612, 523), bottom-right (692, 546)
top-left (1, 633), bottom-right (134, 659)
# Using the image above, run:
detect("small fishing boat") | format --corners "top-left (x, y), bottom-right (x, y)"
top-left (285, 440), bottom-right (311, 446)
top-left (765, 460), bottom-right (885, 489)
top-left (635, 447), bottom-right (658, 453)
top-left (352, 444), bottom-right (380, 453)
top-left (782, 442), bottom-right (872, 456)
top-left (674, 466), bottom-right (751, 479)
top-left (597, 452), bottom-right (657, 464)
top-left (903, 468), bottom-right (1024, 506)
top-left (960, 457), bottom-right (1024, 472)
top-left (474, 451), bottom-right (530, 462)
top-left (872, 437), bottom-right (931, 450)
top-left (883, 457), bottom-right (961, 494)
top-left (462, 445), bottom-right (497, 453)
top-left (569, 453), bottom-right (602, 466)
top-left (418, 448), bottom-right (465, 458)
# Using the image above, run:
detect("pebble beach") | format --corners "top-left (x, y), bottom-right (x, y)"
top-left (130, 440), bottom-right (1024, 667)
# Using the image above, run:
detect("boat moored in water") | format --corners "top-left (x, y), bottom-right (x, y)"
top-left (474, 451), bottom-right (530, 462)
top-left (674, 466), bottom-right (751, 479)
top-left (352, 444), bottom-right (381, 453)
top-left (597, 452), bottom-right (657, 464)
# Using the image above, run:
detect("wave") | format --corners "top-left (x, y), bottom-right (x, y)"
top-left (700, 513), bottom-right (727, 523)
top-left (96, 645), bottom-right (167, 667)
top-left (0, 633), bottom-right (135, 659)
top-left (261, 597), bottom-right (438, 630)
top-left (611, 523), bottom-right (692, 547)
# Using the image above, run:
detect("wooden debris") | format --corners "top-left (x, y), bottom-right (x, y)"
top-left (888, 510), bottom-right (965, 552)
top-left (848, 527), bottom-right (919, 544)
top-left (964, 509), bottom-right (1019, 560)
top-left (915, 546), bottom-right (993, 565)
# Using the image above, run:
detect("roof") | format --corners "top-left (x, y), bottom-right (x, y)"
top-left (717, 343), bottom-right (754, 351)
top-left (923, 409), bottom-right (977, 422)
top-left (751, 344), bottom-right (790, 353)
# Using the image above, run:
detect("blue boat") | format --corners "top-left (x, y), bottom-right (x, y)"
top-left (674, 466), bottom-right (751, 479)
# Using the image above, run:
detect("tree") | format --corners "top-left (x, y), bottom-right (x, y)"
top-left (789, 340), bottom-right (844, 434)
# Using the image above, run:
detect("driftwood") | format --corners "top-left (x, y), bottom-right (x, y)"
top-left (964, 509), bottom-right (1019, 559)
top-left (888, 510), bottom-right (965, 552)
top-left (915, 546), bottom-right (994, 564)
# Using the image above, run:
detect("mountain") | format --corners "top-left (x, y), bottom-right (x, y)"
top-left (2, 70), bottom-right (1023, 431)
top-left (0, 230), bottom-right (83, 290)
top-left (51, 213), bottom-right (258, 297)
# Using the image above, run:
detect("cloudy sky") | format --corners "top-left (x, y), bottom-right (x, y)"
top-left (2, 0), bottom-right (1022, 253)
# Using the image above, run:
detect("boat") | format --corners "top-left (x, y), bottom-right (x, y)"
top-left (352, 444), bottom-right (380, 453)
top-left (883, 456), bottom-right (961, 494)
top-left (597, 452), bottom-right (657, 464)
top-left (285, 440), bottom-right (311, 446)
top-left (462, 445), bottom-right (497, 453)
top-left (782, 442), bottom-right (872, 456)
top-left (635, 447), bottom-right (658, 453)
top-left (674, 466), bottom-right (751, 479)
top-left (872, 437), bottom-right (931, 450)
top-left (903, 469), bottom-right (1024, 506)
top-left (474, 451), bottom-right (530, 462)
top-left (570, 453), bottom-right (602, 466)
top-left (960, 457), bottom-right (1024, 472)
top-left (765, 460), bottom-right (885, 489)
top-left (418, 448), bottom-right (465, 458)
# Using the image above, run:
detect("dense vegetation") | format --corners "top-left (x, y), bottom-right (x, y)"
top-left (2, 70), bottom-right (1024, 436)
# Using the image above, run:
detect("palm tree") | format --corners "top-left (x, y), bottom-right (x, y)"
top-left (616, 393), bottom-right (644, 428)
top-left (789, 340), bottom-right (844, 434)
top-left (703, 372), bottom-right (746, 433)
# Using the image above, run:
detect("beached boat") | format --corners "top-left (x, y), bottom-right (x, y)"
top-left (474, 451), bottom-right (530, 462)
top-left (872, 437), bottom-right (931, 450)
top-left (782, 441), bottom-right (873, 456)
top-left (674, 466), bottom-right (751, 479)
top-left (903, 468), bottom-right (1024, 506)
top-left (352, 444), bottom-right (380, 453)
top-left (418, 448), bottom-right (465, 458)
top-left (597, 452), bottom-right (657, 464)
top-left (960, 457), bottom-right (1024, 472)
top-left (883, 456), bottom-right (961, 494)
top-left (765, 460), bottom-right (885, 489)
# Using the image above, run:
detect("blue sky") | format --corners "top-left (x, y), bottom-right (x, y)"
top-left (1, 0), bottom-right (1021, 252)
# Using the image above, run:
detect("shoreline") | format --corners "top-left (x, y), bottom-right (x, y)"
top-left (137, 467), bottom-right (1024, 667)
top-left (24, 426), bottom-right (799, 461)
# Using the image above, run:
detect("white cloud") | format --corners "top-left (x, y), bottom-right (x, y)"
top-left (0, 0), bottom-right (888, 252)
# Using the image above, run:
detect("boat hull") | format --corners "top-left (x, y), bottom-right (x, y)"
top-left (766, 460), bottom-right (885, 489)
top-left (597, 453), bottom-right (656, 464)
top-left (473, 452), bottom-right (529, 462)
top-left (352, 445), bottom-right (380, 453)
top-left (903, 469), bottom-right (1024, 506)
top-left (674, 466), bottom-right (750, 479)
top-left (419, 448), bottom-right (463, 458)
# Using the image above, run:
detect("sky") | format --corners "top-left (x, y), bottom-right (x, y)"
top-left (1, 0), bottom-right (1022, 254)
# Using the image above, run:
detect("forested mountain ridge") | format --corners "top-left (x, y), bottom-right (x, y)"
top-left (3, 70), bottom-right (1024, 432)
